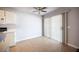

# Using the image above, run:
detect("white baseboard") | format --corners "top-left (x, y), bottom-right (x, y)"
top-left (15, 35), bottom-right (42, 43)
top-left (68, 43), bottom-right (79, 49)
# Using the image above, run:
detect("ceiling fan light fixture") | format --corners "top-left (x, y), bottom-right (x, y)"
top-left (33, 7), bottom-right (47, 14)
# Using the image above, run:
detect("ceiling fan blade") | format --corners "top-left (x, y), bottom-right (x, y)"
top-left (41, 7), bottom-right (47, 9)
top-left (42, 11), bottom-right (47, 12)
top-left (33, 7), bottom-right (47, 10)
top-left (33, 7), bottom-right (38, 9)
top-left (33, 7), bottom-right (40, 10)
top-left (41, 10), bottom-right (47, 12)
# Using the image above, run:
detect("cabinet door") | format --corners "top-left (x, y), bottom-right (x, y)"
top-left (0, 41), bottom-right (5, 52)
top-left (5, 32), bottom-right (16, 47)
top-left (0, 10), bottom-right (5, 24)
top-left (0, 33), bottom-right (7, 52)
top-left (5, 11), bottom-right (16, 24)
top-left (0, 10), bottom-right (4, 17)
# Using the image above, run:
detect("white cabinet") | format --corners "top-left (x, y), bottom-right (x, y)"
top-left (0, 33), bottom-right (7, 52)
top-left (0, 10), bottom-right (4, 17)
top-left (0, 32), bottom-right (16, 52)
top-left (0, 41), bottom-right (6, 51)
top-left (5, 32), bottom-right (16, 47)
top-left (0, 10), bottom-right (16, 24)
top-left (5, 11), bottom-right (16, 24)
top-left (0, 10), bottom-right (5, 24)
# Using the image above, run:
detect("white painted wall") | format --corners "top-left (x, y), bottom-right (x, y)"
top-left (16, 12), bottom-right (42, 42)
top-left (44, 18), bottom-right (51, 38)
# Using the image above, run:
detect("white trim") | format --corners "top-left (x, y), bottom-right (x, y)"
top-left (67, 43), bottom-right (79, 49)
top-left (15, 35), bottom-right (41, 43)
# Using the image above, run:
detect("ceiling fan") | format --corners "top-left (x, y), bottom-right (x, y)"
top-left (33, 7), bottom-right (47, 14)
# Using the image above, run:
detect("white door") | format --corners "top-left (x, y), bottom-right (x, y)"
top-left (51, 15), bottom-right (62, 42)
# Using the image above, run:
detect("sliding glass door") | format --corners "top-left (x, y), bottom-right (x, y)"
top-left (51, 15), bottom-right (62, 42)
top-left (44, 14), bottom-right (63, 42)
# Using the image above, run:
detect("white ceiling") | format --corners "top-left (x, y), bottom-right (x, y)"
top-left (12, 7), bottom-right (58, 15)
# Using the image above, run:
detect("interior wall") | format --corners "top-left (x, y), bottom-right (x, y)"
top-left (68, 8), bottom-right (79, 49)
top-left (44, 7), bottom-right (71, 18)
top-left (44, 18), bottom-right (51, 38)
top-left (16, 12), bottom-right (42, 42)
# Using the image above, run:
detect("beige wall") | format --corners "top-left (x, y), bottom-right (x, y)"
top-left (68, 8), bottom-right (79, 49)
top-left (44, 7), bottom-right (71, 18)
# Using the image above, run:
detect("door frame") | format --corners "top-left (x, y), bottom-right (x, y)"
top-left (43, 12), bottom-right (69, 44)
top-left (62, 12), bottom-right (68, 44)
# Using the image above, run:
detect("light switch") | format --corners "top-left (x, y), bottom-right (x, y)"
top-left (68, 26), bottom-right (71, 29)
